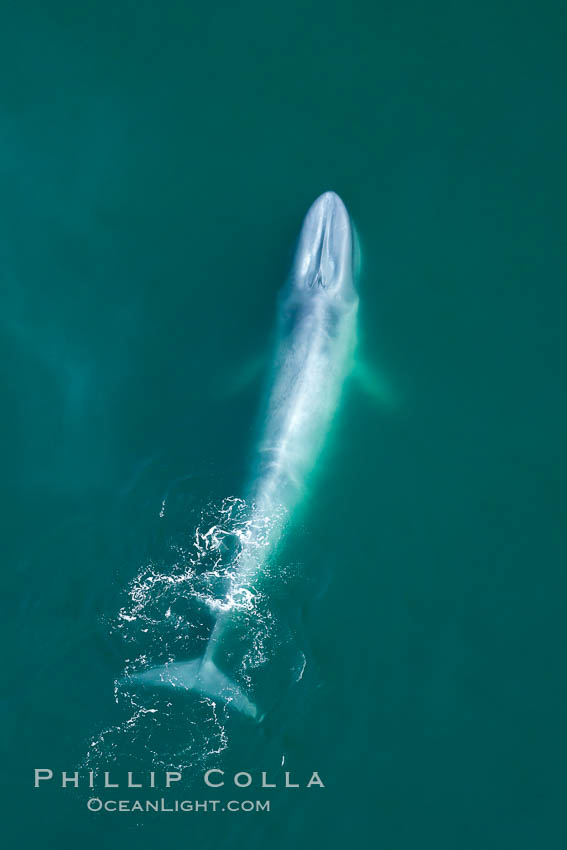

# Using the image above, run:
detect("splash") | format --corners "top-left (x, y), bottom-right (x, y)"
top-left (82, 495), bottom-right (297, 775)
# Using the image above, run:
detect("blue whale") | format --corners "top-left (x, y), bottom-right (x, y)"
top-left (129, 192), bottom-right (359, 718)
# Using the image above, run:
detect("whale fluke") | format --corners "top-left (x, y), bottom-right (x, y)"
top-left (123, 657), bottom-right (260, 720)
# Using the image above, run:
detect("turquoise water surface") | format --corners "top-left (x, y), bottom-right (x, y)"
top-left (2, 2), bottom-right (566, 849)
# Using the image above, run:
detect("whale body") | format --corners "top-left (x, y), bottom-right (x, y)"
top-left (130, 192), bottom-right (359, 718)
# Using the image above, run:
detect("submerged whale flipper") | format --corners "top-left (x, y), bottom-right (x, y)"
top-left (213, 352), bottom-right (268, 400)
top-left (353, 360), bottom-right (400, 409)
top-left (124, 658), bottom-right (260, 720)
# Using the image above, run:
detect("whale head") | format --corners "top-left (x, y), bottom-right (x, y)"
top-left (289, 191), bottom-right (357, 305)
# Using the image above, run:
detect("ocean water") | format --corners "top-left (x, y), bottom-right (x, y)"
top-left (2, 2), bottom-right (566, 848)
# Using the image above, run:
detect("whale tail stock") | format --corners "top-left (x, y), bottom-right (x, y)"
top-left (123, 656), bottom-right (261, 721)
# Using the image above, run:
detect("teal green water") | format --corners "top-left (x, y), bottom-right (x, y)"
top-left (2, 2), bottom-right (566, 848)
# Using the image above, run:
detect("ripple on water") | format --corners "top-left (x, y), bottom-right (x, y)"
top-left (82, 495), bottom-right (300, 775)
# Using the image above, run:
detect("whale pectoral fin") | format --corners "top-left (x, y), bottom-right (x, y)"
top-left (212, 352), bottom-right (268, 400)
top-left (352, 360), bottom-right (400, 409)
top-left (122, 658), bottom-right (261, 721)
